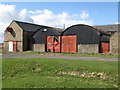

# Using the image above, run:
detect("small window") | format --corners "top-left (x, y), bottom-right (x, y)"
top-left (6, 27), bottom-right (13, 32)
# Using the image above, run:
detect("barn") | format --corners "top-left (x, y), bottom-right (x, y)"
top-left (46, 24), bottom-right (111, 53)
top-left (4, 20), bottom-right (62, 52)
top-left (59, 24), bottom-right (110, 53)
top-left (32, 27), bottom-right (62, 52)
top-left (4, 20), bottom-right (118, 54)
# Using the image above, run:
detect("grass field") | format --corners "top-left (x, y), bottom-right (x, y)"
top-left (2, 58), bottom-right (118, 88)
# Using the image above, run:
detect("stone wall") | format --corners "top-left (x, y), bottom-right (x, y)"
top-left (110, 32), bottom-right (120, 55)
top-left (33, 44), bottom-right (45, 52)
top-left (3, 21), bottom-right (23, 52)
top-left (78, 44), bottom-right (99, 53)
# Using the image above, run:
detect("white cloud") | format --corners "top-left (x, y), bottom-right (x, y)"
top-left (31, 9), bottom-right (93, 28)
top-left (29, 10), bottom-right (42, 14)
top-left (80, 10), bottom-right (89, 19)
top-left (0, 3), bottom-right (93, 43)
top-left (18, 9), bottom-right (33, 22)
top-left (115, 22), bottom-right (120, 24)
top-left (0, 3), bottom-right (33, 43)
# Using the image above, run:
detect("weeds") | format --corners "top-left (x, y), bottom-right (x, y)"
top-left (2, 58), bottom-right (118, 88)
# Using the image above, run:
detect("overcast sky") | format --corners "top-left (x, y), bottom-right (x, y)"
top-left (0, 2), bottom-right (118, 43)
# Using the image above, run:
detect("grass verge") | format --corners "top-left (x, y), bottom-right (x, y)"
top-left (2, 58), bottom-right (118, 88)
top-left (2, 51), bottom-right (119, 58)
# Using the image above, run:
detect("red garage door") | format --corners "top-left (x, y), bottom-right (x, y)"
top-left (62, 35), bottom-right (77, 53)
top-left (47, 36), bottom-right (60, 53)
top-left (101, 42), bottom-right (109, 53)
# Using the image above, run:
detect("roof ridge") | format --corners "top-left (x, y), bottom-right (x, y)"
top-left (14, 20), bottom-right (49, 28)
top-left (14, 20), bottom-right (63, 30)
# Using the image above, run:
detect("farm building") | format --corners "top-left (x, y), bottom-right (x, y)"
top-left (60, 24), bottom-right (110, 53)
top-left (110, 32), bottom-right (120, 55)
top-left (94, 24), bottom-right (120, 55)
top-left (3, 20), bottom-right (119, 54)
top-left (3, 20), bottom-right (62, 52)
top-left (93, 24), bottom-right (118, 34)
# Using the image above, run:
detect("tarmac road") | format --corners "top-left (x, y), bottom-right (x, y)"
top-left (1, 53), bottom-right (119, 61)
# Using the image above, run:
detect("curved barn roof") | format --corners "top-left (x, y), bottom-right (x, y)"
top-left (61, 24), bottom-right (110, 44)
top-left (32, 28), bottom-right (60, 44)
top-left (61, 24), bottom-right (99, 35)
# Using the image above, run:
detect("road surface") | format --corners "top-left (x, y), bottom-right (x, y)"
top-left (1, 53), bottom-right (119, 61)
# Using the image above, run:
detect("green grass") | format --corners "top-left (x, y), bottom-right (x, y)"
top-left (2, 58), bottom-right (118, 88)
top-left (2, 51), bottom-right (119, 58)
top-left (0, 49), bottom-right (2, 53)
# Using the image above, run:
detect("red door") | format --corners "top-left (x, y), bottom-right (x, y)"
top-left (69, 35), bottom-right (77, 53)
top-left (61, 36), bottom-right (69, 53)
top-left (13, 41), bottom-right (17, 52)
top-left (53, 36), bottom-right (60, 53)
top-left (47, 36), bottom-right (60, 53)
top-left (47, 36), bottom-right (54, 52)
top-left (62, 35), bottom-right (77, 53)
top-left (101, 42), bottom-right (109, 53)
top-left (8, 40), bottom-right (18, 52)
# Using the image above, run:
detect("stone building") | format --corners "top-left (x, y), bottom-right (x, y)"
top-left (94, 24), bottom-right (119, 55)
top-left (4, 20), bottom-right (62, 52)
top-left (93, 24), bottom-right (118, 34)
top-left (4, 20), bottom-right (119, 54)
top-left (110, 32), bottom-right (120, 55)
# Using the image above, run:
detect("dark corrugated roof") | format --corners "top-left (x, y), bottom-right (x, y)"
top-left (61, 24), bottom-right (100, 44)
top-left (15, 20), bottom-right (63, 32)
top-left (96, 29), bottom-right (111, 36)
top-left (33, 28), bottom-right (61, 44)
top-left (100, 35), bottom-right (110, 42)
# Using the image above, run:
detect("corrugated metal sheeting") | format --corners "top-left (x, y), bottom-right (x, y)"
top-left (61, 24), bottom-right (100, 44)
top-left (46, 24), bottom-right (110, 53)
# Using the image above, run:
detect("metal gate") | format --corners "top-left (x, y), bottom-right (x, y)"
top-left (47, 36), bottom-right (60, 53)
top-left (101, 42), bottom-right (109, 53)
top-left (62, 35), bottom-right (77, 53)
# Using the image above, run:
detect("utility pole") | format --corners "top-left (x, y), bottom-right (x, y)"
top-left (63, 24), bottom-right (65, 29)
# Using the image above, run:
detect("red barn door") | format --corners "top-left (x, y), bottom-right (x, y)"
top-left (47, 36), bottom-right (60, 53)
top-left (69, 35), bottom-right (77, 53)
top-left (47, 36), bottom-right (54, 52)
top-left (62, 35), bottom-right (77, 53)
top-left (101, 42), bottom-right (109, 53)
top-left (53, 36), bottom-right (60, 53)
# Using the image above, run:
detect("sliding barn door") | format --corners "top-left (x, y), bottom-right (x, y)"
top-left (62, 35), bottom-right (77, 53)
